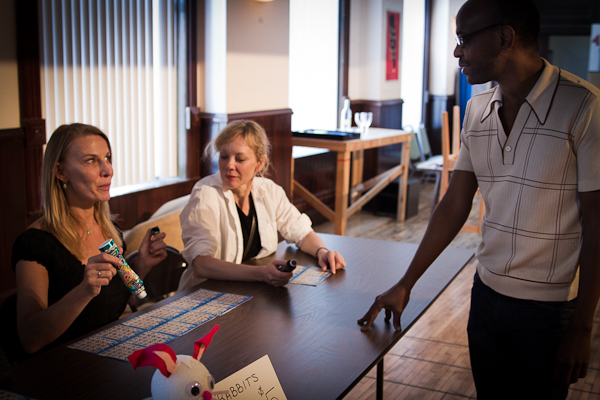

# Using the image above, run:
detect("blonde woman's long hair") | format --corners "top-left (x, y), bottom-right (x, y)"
top-left (41, 123), bottom-right (122, 261)
top-left (205, 120), bottom-right (271, 176)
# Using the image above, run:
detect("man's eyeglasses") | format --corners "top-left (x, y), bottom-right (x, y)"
top-left (455, 23), bottom-right (503, 47)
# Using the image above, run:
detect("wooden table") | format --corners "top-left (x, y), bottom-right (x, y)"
top-left (2, 234), bottom-right (473, 400)
top-left (292, 128), bottom-right (412, 235)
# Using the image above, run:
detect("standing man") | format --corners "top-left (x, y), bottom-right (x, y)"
top-left (358, 0), bottom-right (600, 398)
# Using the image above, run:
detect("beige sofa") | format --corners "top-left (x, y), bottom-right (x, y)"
top-left (122, 195), bottom-right (190, 257)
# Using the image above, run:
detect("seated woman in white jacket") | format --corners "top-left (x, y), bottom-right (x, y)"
top-left (178, 120), bottom-right (346, 290)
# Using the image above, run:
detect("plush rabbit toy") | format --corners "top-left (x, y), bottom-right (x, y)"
top-left (129, 324), bottom-right (226, 400)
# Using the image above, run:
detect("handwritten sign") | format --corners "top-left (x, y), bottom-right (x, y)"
top-left (214, 355), bottom-right (287, 400)
top-left (386, 11), bottom-right (400, 80)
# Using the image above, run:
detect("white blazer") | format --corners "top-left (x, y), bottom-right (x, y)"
top-left (178, 173), bottom-right (313, 290)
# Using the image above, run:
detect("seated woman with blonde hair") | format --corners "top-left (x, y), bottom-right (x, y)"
top-left (178, 120), bottom-right (345, 290)
top-left (0, 123), bottom-right (167, 364)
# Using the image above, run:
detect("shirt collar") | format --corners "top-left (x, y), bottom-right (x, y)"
top-left (480, 58), bottom-right (560, 125)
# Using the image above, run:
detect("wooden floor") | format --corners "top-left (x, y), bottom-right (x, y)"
top-left (313, 180), bottom-right (600, 399)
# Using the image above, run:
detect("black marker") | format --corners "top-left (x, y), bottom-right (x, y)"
top-left (278, 259), bottom-right (297, 273)
top-left (151, 226), bottom-right (160, 237)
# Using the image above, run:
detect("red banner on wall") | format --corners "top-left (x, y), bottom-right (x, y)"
top-left (386, 11), bottom-right (400, 80)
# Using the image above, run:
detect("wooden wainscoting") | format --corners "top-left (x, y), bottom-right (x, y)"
top-left (427, 94), bottom-right (456, 156)
top-left (351, 98), bottom-right (404, 130)
top-left (0, 128), bottom-right (28, 301)
top-left (108, 180), bottom-right (198, 231)
top-left (198, 112), bottom-right (229, 178)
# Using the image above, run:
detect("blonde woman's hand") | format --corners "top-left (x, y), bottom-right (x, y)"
top-left (81, 253), bottom-right (119, 297)
top-left (262, 260), bottom-right (293, 287)
top-left (318, 250), bottom-right (346, 274)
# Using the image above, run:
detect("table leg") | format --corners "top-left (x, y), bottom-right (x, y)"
top-left (335, 150), bottom-right (351, 235)
top-left (290, 152), bottom-right (295, 198)
top-left (350, 149), bottom-right (364, 204)
top-left (396, 140), bottom-right (410, 222)
top-left (377, 358), bottom-right (384, 400)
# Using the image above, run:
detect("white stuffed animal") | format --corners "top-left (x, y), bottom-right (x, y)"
top-left (129, 324), bottom-right (227, 400)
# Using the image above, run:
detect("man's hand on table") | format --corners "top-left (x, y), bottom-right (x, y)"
top-left (357, 282), bottom-right (411, 331)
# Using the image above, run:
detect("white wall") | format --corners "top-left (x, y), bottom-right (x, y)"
top-left (289, 0), bottom-right (339, 131)
top-left (205, 0), bottom-right (227, 113)
top-left (429, 0), bottom-right (463, 96)
top-left (400, 0), bottom-right (425, 129)
top-left (0, 0), bottom-right (20, 129)
top-left (448, 0), bottom-right (463, 91)
top-left (349, 0), bottom-right (403, 102)
top-left (226, 0), bottom-right (289, 113)
top-left (549, 35), bottom-right (590, 80)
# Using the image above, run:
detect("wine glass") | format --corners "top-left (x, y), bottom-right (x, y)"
top-left (354, 112), bottom-right (373, 136)
top-left (363, 112), bottom-right (373, 131)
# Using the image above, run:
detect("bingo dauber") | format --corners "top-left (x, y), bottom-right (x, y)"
top-left (278, 259), bottom-right (297, 273)
top-left (98, 239), bottom-right (147, 299)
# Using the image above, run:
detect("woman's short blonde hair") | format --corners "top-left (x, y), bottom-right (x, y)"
top-left (206, 120), bottom-right (271, 176)
top-left (41, 123), bottom-right (122, 260)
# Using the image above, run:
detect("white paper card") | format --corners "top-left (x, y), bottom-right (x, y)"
top-left (289, 265), bottom-right (331, 286)
top-left (214, 355), bottom-right (287, 400)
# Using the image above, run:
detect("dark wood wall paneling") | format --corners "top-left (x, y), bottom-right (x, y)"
top-left (0, 0), bottom-right (46, 302)
top-left (108, 181), bottom-right (198, 230)
top-left (293, 152), bottom-right (338, 224)
top-left (186, 106), bottom-right (203, 178)
top-left (16, 0), bottom-right (45, 226)
top-left (426, 94), bottom-right (456, 156)
top-left (197, 112), bottom-right (229, 177)
top-left (422, 0), bottom-right (432, 125)
top-left (0, 130), bottom-right (27, 299)
top-left (352, 99), bottom-right (404, 179)
top-left (185, 0), bottom-right (203, 181)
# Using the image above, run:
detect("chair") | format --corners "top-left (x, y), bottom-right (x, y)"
top-left (417, 123), bottom-right (434, 161)
top-left (122, 198), bottom-right (187, 258)
top-left (126, 245), bottom-right (188, 312)
top-left (438, 106), bottom-right (485, 234)
top-left (0, 346), bottom-right (11, 382)
top-left (407, 124), bottom-right (444, 211)
top-left (438, 109), bottom-right (459, 202)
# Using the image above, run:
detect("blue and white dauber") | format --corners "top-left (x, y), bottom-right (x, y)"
top-left (277, 259), bottom-right (297, 273)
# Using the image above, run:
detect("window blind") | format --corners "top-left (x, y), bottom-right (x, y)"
top-left (40, 0), bottom-right (180, 188)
